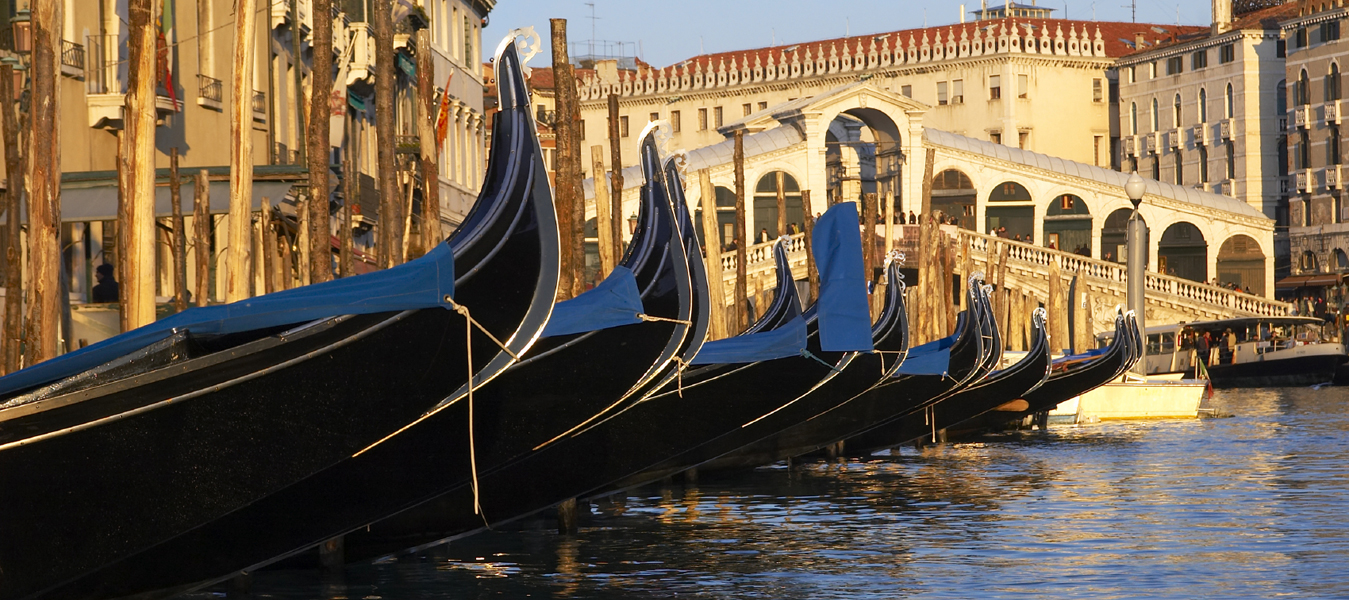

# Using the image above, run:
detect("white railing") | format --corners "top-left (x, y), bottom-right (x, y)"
top-left (1295, 106), bottom-right (1311, 129)
top-left (1327, 101), bottom-right (1341, 125)
top-left (960, 229), bottom-right (1290, 318)
top-left (720, 232), bottom-right (808, 276)
top-left (1328, 165), bottom-right (1342, 190)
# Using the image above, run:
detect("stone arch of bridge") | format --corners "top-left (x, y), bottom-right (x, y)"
top-left (985, 180), bottom-right (1035, 241)
top-left (801, 86), bottom-right (923, 231)
top-left (930, 168), bottom-right (977, 229)
top-left (1043, 192), bottom-right (1092, 255)
top-left (752, 171), bottom-right (805, 239)
top-left (1158, 221), bottom-right (1208, 283)
top-left (1218, 234), bottom-right (1268, 295)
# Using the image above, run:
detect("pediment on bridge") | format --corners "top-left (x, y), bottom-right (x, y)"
top-left (718, 81), bottom-right (928, 137)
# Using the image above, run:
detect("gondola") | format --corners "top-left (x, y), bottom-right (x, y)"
top-left (951, 309), bottom-right (1137, 435)
top-left (349, 201), bottom-right (874, 557)
top-left (846, 306), bottom-right (1051, 452)
top-left (323, 123), bottom-right (698, 562)
top-left (626, 256), bottom-right (910, 480)
top-left (0, 32), bottom-right (560, 600)
top-left (718, 277), bottom-right (989, 467)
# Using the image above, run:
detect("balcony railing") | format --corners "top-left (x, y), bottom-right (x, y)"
top-left (197, 74), bottom-right (222, 105)
top-left (395, 134), bottom-right (420, 154)
top-left (252, 90), bottom-right (266, 122)
top-left (60, 39), bottom-right (84, 76)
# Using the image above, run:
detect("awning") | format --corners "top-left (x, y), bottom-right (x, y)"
top-left (2, 181), bottom-right (298, 224)
top-left (1275, 274), bottom-right (1341, 289)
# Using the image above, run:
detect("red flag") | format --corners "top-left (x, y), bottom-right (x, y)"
top-left (435, 72), bottom-right (454, 150)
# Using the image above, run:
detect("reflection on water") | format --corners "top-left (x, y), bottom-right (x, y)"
top-left (209, 387), bottom-right (1349, 599)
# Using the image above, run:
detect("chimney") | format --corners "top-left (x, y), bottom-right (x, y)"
top-left (961, 3), bottom-right (966, 23)
top-left (1213, 0), bottom-right (1232, 34)
top-left (1135, 32), bottom-right (1146, 48)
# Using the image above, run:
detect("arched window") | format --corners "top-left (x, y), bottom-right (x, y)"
top-left (1228, 82), bottom-right (1236, 117)
top-left (1152, 97), bottom-right (1160, 131)
top-left (1199, 88), bottom-right (1208, 123)
top-left (1330, 63), bottom-right (1342, 102)
top-left (1331, 125), bottom-right (1341, 165)
top-left (1276, 79), bottom-right (1287, 116)
top-left (1175, 150), bottom-right (1184, 185)
top-left (1174, 93), bottom-right (1182, 128)
top-left (1298, 70), bottom-right (1310, 106)
top-left (1131, 102), bottom-right (1138, 135)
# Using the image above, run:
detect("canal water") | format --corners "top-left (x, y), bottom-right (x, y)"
top-left (209, 386), bottom-right (1349, 599)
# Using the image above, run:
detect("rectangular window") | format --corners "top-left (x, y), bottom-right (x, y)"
top-left (1019, 131), bottom-right (1029, 149)
top-left (989, 75), bottom-right (1001, 99)
top-left (1220, 44), bottom-right (1235, 63)
top-left (463, 14), bottom-right (474, 66)
top-left (1191, 50), bottom-right (1208, 70)
top-left (991, 131), bottom-right (1002, 144)
top-left (1276, 40), bottom-right (1286, 58)
top-left (1322, 21), bottom-right (1341, 43)
top-left (698, 108), bottom-right (708, 130)
top-left (671, 110), bottom-right (680, 132)
top-left (1150, 62), bottom-right (1158, 78)
top-left (1093, 78), bottom-right (1103, 102)
top-left (742, 103), bottom-right (752, 116)
top-left (1017, 74), bottom-right (1028, 98)
top-left (952, 79), bottom-right (964, 103)
top-left (1200, 145), bottom-right (1209, 183)
top-left (1296, 27), bottom-right (1308, 49)
top-left (1061, 195), bottom-right (1075, 210)
top-left (1109, 79), bottom-right (1119, 102)
top-left (1128, 66), bottom-right (1136, 83)
top-left (937, 81), bottom-right (948, 105)
top-left (758, 101), bottom-right (768, 110)
top-left (649, 112), bottom-right (659, 122)
top-left (714, 106), bottom-right (723, 128)
top-left (620, 115), bottom-right (629, 138)
top-left (579, 119), bottom-right (585, 140)
top-left (901, 85), bottom-right (912, 97)
top-left (1166, 56), bottom-right (1183, 76)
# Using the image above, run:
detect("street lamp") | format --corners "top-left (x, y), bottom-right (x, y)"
top-left (11, 10), bottom-right (30, 54)
top-left (1124, 172), bottom-right (1147, 375)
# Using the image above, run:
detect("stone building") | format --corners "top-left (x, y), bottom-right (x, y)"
top-left (573, 8), bottom-right (1203, 214)
top-left (1281, 0), bottom-right (1349, 300)
top-left (1113, 0), bottom-right (1296, 231)
top-left (0, 0), bottom-right (490, 304)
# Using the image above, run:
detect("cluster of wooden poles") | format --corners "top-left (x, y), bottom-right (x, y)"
top-left (0, 0), bottom-right (453, 376)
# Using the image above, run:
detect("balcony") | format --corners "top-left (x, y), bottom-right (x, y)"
top-left (196, 74), bottom-right (223, 110)
top-left (1192, 123), bottom-right (1209, 146)
top-left (1279, 116), bottom-right (1289, 132)
top-left (346, 22), bottom-right (375, 86)
top-left (252, 90), bottom-right (267, 123)
top-left (271, 0), bottom-right (313, 32)
top-left (1144, 132), bottom-right (1157, 154)
top-left (1295, 105), bottom-right (1311, 129)
top-left (1328, 165), bottom-right (1343, 190)
top-left (1221, 179), bottom-right (1233, 197)
top-left (1167, 128), bottom-right (1182, 149)
top-left (1328, 101), bottom-right (1341, 126)
top-left (1220, 119), bottom-right (1233, 140)
top-left (1296, 169), bottom-right (1312, 192)
top-left (60, 39), bottom-right (84, 78)
top-left (395, 134), bottom-right (421, 154)
top-left (272, 142), bottom-right (300, 165)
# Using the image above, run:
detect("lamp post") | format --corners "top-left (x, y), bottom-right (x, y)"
top-left (1124, 172), bottom-right (1147, 375)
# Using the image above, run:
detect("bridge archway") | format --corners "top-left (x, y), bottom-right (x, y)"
top-left (753, 171), bottom-right (804, 239)
top-left (1337, 248), bottom-right (1349, 271)
top-left (1043, 193), bottom-right (1091, 253)
top-left (931, 168), bottom-right (976, 229)
top-left (985, 181), bottom-right (1034, 241)
top-left (1158, 222), bottom-right (1207, 282)
top-left (1101, 208), bottom-right (1147, 263)
top-left (1217, 235), bottom-right (1267, 295)
top-left (824, 108), bottom-right (904, 211)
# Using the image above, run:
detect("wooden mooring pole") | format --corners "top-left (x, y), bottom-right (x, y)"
top-left (374, 0), bottom-right (400, 268)
top-left (170, 149), bottom-right (188, 312)
top-left (308, 0), bottom-right (334, 283)
top-left (416, 28), bottom-right (441, 255)
top-left (551, 20), bottom-right (585, 296)
top-left (549, 19), bottom-right (576, 300)
top-left (592, 146), bottom-right (616, 277)
top-left (228, 0), bottom-right (257, 302)
top-left (803, 190), bottom-right (819, 303)
top-left (1, 63), bottom-right (24, 374)
top-left (733, 131), bottom-right (748, 333)
top-left (698, 170), bottom-right (727, 340)
top-left (607, 94), bottom-right (624, 256)
top-left (26, 0), bottom-right (63, 363)
top-left (193, 171), bottom-right (211, 306)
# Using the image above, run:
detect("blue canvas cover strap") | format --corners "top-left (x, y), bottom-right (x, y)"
top-left (540, 266), bottom-right (645, 338)
top-left (690, 315), bottom-right (809, 365)
top-left (0, 242), bottom-right (457, 398)
top-left (812, 202), bottom-right (874, 353)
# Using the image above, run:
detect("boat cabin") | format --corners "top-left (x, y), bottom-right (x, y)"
top-left (1098, 316), bottom-right (1342, 377)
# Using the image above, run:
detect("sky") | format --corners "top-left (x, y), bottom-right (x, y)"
top-left (482, 0), bottom-right (1215, 69)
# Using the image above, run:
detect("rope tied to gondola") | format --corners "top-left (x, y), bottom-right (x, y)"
top-left (636, 313), bottom-right (692, 325)
top-left (670, 356), bottom-right (688, 397)
top-left (874, 350), bottom-right (905, 375)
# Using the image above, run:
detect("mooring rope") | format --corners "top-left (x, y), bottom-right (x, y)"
top-left (799, 349), bottom-right (843, 374)
top-left (670, 356), bottom-right (688, 397)
top-left (352, 297), bottom-right (522, 525)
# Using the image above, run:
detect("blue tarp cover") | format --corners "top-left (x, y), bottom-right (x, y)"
top-left (893, 332), bottom-right (958, 376)
top-left (813, 203), bottom-right (874, 353)
top-left (690, 315), bottom-right (808, 365)
top-left (540, 266), bottom-right (644, 338)
top-left (0, 242), bottom-right (457, 398)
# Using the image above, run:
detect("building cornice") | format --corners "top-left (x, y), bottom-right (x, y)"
top-left (1115, 30), bottom-right (1278, 67)
top-left (1279, 7), bottom-right (1349, 31)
